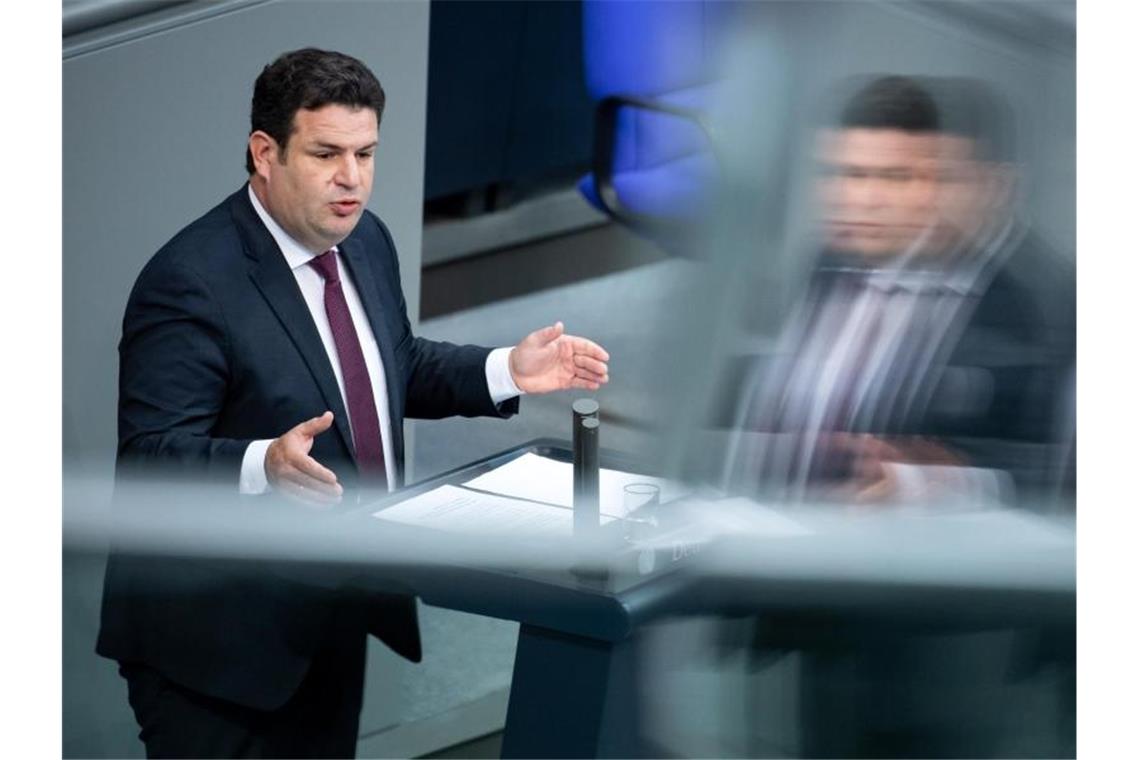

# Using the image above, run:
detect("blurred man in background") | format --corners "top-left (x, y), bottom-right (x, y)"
top-left (717, 74), bottom-right (1075, 757)
top-left (725, 74), bottom-right (1074, 510)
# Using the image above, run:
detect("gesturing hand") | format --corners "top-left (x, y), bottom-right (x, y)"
top-left (509, 321), bottom-right (610, 394)
top-left (820, 433), bottom-right (967, 505)
top-left (265, 411), bottom-right (343, 506)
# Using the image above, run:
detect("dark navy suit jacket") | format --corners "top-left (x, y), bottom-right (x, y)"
top-left (98, 185), bottom-right (518, 710)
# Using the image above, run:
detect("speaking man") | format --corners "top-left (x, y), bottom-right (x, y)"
top-left (97, 47), bottom-right (609, 757)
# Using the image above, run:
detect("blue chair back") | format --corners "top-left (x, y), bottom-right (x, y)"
top-left (578, 0), bottom-right (738, 226)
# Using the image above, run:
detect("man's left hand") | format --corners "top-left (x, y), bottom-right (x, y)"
top-left (509, 321), bottom-right (610, 394)
top-left (820, 433), bottom-right (968, 505)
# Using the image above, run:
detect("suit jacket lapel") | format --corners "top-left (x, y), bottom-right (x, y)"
top-left (338, 236), bottom-right (406, 471)
top-left (230, 188), bottom-right (357, 461)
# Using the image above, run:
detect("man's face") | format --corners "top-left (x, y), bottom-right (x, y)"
top-left (817, 128), bottom-right (941, 258)
top-left (257, 104), bottom-right (378, 253)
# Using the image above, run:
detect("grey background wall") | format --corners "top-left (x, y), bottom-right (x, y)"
top-left (63, 2), bottom-right (516, 757)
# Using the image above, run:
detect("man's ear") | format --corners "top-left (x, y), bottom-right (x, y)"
top-left (248, 131), bottom-right (279, 181)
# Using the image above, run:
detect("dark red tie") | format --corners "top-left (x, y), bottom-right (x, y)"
top-left (309, 250), bottom-right (387, 483)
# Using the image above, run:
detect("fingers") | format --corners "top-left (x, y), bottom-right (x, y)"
top-left (292, 453), bottom-right (340, 487)
top-left (515, 323), bottom-right (611, 393)
top-left (573, 354), bottom-right (608, 378)
top-left (275, 476), bottom-right (342, 508)
top-left (569, 335), bottom-right (609, 362)
top-left (909, 437), bottom-right (963, 466)
top-left (530, 321), bottom-right (564, 346)
top-left (570, 352), bottom-right (608, 388)
top-left (572, 368), bottom-right (607, 387)
top-left (568, 338), bottom-right (609, 388)
top-left (295, 411), bottom-right (335, 438)
top-left (855, 473), bottom-right (896, 504)
top-left (278, 463), bottom-right (343, 498)
top-left (270, 446), bottom-right (342, 506)
top-left (266, 415), bottom-right (342, 501)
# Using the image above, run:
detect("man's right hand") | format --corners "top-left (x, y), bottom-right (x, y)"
top-left (265, 411), bottom-right (343, 505)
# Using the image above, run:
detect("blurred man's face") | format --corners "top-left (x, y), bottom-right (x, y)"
top-left (818, 128), bottom-right (941, 258)
top-left (254, 104), bottom-right (378, 253)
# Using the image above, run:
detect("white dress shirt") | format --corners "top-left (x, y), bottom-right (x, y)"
top-left (240, 186), bottom-right (522, 493)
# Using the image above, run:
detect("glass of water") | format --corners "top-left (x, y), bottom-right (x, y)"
top-left (623, 483), bottom-right (662, 574)
top-left (622, 483), bottom-right (661, 536)
top-left (623, 482), bottom-right (660, 513)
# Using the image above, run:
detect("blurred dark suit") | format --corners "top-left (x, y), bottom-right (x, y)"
top-left (716, 224), bottom-right (1075, 758)
top-left (719, 222), bottom-right (1074, 504)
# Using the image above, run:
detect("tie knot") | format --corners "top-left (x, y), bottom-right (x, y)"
top-left (309, 250), bottom-right (340, 284)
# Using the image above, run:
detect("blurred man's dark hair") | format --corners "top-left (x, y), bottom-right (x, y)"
top-left (245, 47), bottom-right (386, 174)
top-left (838, 74), bottom-right (941, 133)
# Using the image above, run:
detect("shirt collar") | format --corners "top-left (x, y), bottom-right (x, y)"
top-left (862, 224), bottom-right (938, 293)
top-left (247, 184), bottom-right (337, 271)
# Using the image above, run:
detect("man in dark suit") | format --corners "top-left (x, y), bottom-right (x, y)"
top-left (723, 75), bottom-right (1073, 507)
top-left (719, 75), bottom-right (1074, 758)
top-left (97, 48), bottom-right (610, 758)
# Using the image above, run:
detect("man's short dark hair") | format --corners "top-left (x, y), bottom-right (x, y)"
top-left (838, 74), bottom-right (940, 133)
top-left (246, 48), bottom-right (386, 174)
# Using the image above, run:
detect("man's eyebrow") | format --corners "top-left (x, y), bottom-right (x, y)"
top-left (309, 141), bottom-right (378, 151)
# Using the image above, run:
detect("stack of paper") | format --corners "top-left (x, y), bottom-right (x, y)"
top-left (463, 452), bottom-right (689, 518)
top-left (373, 484), bottom-right (603, 536)
top-left (372, 453), bottom-right (688, 537)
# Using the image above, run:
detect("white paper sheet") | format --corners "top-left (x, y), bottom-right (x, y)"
top-left (372, 483), bottom-right (617, 537)
top-left (463, 452), bottom-right (690, 517)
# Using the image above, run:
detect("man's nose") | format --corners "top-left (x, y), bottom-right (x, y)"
top-left (334, 156), bottom-right (361, 187)
top-left (850, 176), bottom-right (886, 209)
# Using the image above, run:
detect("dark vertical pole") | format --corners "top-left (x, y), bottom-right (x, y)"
top-left (572, 398), bottom-right (600, 534)
top-left (576, 416), bottom-right (600, 538)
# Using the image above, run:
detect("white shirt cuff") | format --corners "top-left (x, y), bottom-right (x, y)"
top-left (886, 462), bottom-right (1013, 504)
top-left (485, 346), bottom-right (524, 404)
top-left (239, 439), bottom-right (274, 494)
